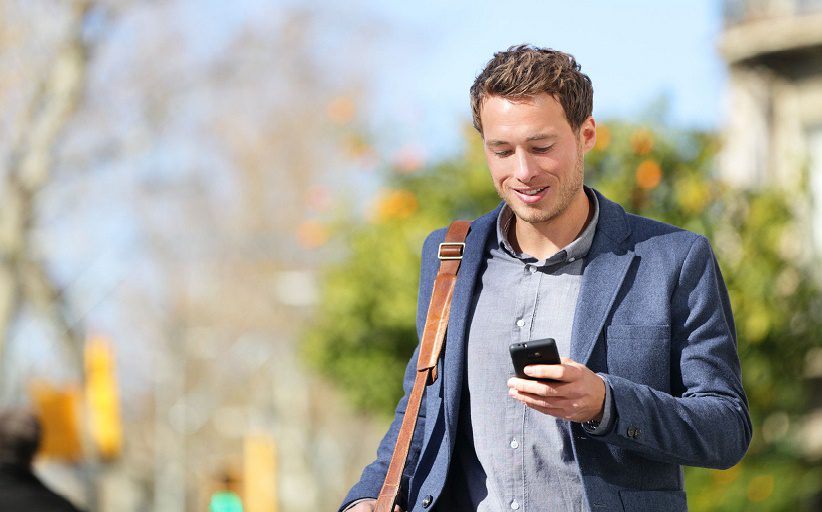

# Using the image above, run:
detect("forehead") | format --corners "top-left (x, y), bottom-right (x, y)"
top-left (479, 93), bottom-right (572, 141)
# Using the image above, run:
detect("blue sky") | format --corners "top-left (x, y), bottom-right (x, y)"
top-left (186, 0), bottom-right (727, 160)
top-left (360, 0), bottom-right (727, 158)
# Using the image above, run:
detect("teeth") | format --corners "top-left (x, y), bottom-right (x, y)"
top-left (519, 187), bottom-right (546, 196)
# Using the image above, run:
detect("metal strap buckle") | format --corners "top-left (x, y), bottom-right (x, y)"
top-left (438, 242), bottom-right (465, 260)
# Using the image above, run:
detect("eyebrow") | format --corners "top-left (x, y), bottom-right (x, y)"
top-left (485, 134), bottom-right (557, 147)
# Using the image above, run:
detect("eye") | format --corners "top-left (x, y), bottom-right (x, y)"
top-left (532, 145), bottom-right (554, 154)
top-left (493, 149), bottom-right (513, 157)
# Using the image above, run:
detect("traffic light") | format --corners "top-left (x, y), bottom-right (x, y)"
top-left (209, 491), bottom-right (243, 512)
top-left (243, 435), bottom-right (278, 512)
top-left (85, 336), bottom-right (122, 460)
top-left (30, 381), bottom-right (83, 461)
top-left (210, 466), bottom-right (244, 512)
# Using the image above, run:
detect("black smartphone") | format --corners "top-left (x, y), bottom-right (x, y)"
top-left (509, 338), bottom-right (561, 380)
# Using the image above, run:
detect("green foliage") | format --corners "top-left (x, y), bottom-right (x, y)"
top-left (303, 122), bottom-right (822, 509)
top-left (586, 122), bottom-right (822, 510)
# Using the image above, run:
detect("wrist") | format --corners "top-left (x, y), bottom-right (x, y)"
top-left (582, 374), bottom-right (613, 435)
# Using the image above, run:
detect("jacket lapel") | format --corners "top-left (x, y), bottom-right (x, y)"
top-left (441, 205), bottom-right (500, 435)
top-left (439, 193), bottom-right (635, 431)
top-left (570, 192), bottom-right (636, 365)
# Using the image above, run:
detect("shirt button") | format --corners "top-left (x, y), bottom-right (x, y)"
top-left (510, 499), bottom-right (520, 510)
top-left (526, 265), bottom-right (537, 274)
top-left (569, 257), bottom-right (576, 262)
top-left (510, 439), bottom-right (519, 449)
top-left (515, 319), bottom-right (525, 328)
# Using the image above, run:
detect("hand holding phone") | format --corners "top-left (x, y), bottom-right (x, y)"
top-left (509, 338), bottom-right (561, 380)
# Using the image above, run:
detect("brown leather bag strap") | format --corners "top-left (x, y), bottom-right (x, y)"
top-left (374, 220), bottom-right (470, 512)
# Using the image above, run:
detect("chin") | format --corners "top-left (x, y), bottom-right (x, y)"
top-left (508, 202), bottom-right (562, 225)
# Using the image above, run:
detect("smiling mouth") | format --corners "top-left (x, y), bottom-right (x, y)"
top-left (514, 186), bottom-right (548, 196)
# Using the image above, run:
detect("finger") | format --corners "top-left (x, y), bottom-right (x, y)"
top-left (509, 388), bottom-right (565, 409)
top-left (509, 388), bottom-right (553, 410)
top-left (510, 389), bottom-right (591, 418)
top-left (510, 391), bottom-right (575, 419)
top-left (507, 377), bottom-right (563, 396)
top-left (508, 377), bottom-right (578, 399)
top-left (515, 394), bottom-right (590, 421)
top-left (526, 357), bottom-right (590, 380)
top-left (523, 363), bottom-right (575, 381)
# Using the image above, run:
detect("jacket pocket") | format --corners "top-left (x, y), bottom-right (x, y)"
top-left (618, 489), bottom-right (687, 511)
top-left (605, 324), bottom-right (671, 392)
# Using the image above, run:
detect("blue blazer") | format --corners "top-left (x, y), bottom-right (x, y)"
top-left (342, 190), bottom-right (752, 512)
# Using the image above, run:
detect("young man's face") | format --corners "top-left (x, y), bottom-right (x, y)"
top-left (480, 93), bottom-right (596, 227)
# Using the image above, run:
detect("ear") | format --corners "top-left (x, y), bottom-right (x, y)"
top-left (579, 117), bottom-right (596, 153)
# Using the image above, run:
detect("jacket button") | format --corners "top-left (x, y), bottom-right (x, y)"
top-left (627, 426), bottom-right (641, 439)
top-left (422, 495), bottom-right (433, 508)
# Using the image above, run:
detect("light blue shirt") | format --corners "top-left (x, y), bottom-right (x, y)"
top-left (439, 187), bottom-right (614, 512)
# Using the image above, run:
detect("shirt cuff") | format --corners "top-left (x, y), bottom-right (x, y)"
top-left (582, 374), bottom-right (615, 436)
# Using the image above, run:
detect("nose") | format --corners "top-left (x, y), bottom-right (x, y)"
top-left (514, 150), bottom-right (539, 183)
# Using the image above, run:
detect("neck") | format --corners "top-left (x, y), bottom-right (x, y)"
top-left (510, 188), bottom-right (592, 260)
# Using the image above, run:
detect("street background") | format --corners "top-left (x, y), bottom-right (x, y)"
top-left (1, 0), bottom-right (821, 511)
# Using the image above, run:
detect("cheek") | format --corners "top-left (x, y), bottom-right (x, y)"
top-left (540, 152), bottom-right (571, 173)
top-left (485, 161), bottom-right (508, 185)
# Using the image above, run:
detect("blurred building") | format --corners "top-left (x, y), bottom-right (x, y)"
top-left (719, 0), bottom-right (822, 250)
top-left (719, 0), bottom-right (822, 464)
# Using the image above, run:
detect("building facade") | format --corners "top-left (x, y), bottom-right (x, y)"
top-left (720, 0), bottom-right (822, 251)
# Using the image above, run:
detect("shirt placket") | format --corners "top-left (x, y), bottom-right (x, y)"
top-left (507, 263), bottom-right (541, 512)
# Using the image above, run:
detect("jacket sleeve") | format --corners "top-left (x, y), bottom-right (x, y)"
top-left (339, 229), bottom-right (445, 511)
top-left (339, 344), bottom-right (427, 511)
top-left (595, 235), bottom-right (752, 469)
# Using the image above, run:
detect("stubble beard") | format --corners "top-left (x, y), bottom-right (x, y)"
top-left (498, 148), bottom-right (585, 226)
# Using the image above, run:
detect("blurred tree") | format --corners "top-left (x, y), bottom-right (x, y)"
top-left (2, 1), bottom-right (393, 510)
top-left (92, 7), bottom-right (388, 510)
top-left (0, 0), bottom-right (97, 395)
top-left (304, 123), bottom-right (822, 510)
top-left (303, 126), bottom-right (499, 413)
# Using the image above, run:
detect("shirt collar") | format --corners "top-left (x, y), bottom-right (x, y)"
top-left (496, 186), bottom-right (600, 266)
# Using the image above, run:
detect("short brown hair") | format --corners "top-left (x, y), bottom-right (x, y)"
top-left (470, 44), bottom-right (593, 135)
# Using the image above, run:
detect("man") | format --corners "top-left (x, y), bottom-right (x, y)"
top-left (0, 408), bottom-right (84, 512)
top-left (341, 45), bottom-right (751, 512)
